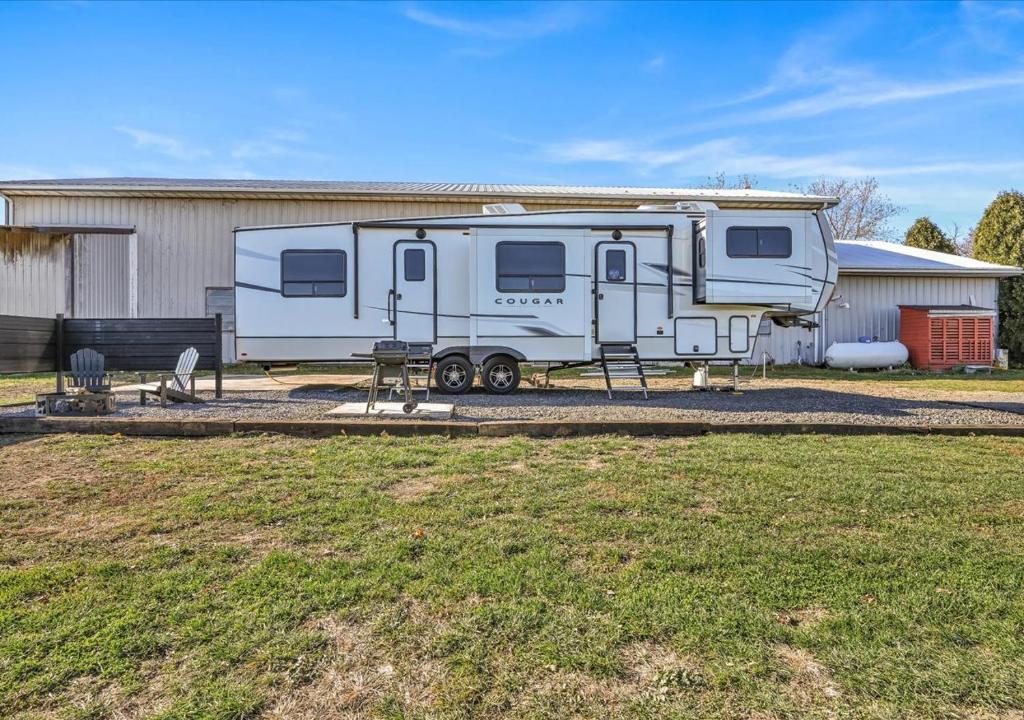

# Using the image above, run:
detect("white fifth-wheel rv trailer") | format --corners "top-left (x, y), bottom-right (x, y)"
top-left (234, 194), bottom-right (838, 394)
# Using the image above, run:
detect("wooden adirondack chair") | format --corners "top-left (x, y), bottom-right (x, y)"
top-left (139, 347), bottom-right (203, 407)
top-left (67, 348), bottom-right (112, 393)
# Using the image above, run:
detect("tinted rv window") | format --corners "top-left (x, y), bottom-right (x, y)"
top-left (404, 248), bottom-right (426, 281)
top-left (496, 242), bottom-right (565, 292)
top-left (281, 250), bottom-right (346, 297)
top-left (726, 227), bottom-right (791, 258)
top-left (606, 249), bottom-right (626, 281)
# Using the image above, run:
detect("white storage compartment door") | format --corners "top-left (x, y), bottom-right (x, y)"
top-left (674, 317), bottom-right (718, 356)
top-left (729, 315), bottom-right (750, 353)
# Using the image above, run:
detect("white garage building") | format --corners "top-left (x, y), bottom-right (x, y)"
top-left (1, 178), bottom-right (1019, 365)
top-left (755, 241), bottom-right (1021, 365)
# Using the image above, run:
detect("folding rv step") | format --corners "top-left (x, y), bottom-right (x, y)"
top-left (598, 344), bottom-right (649, 400)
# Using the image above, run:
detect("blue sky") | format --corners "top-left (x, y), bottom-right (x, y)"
top-left (1, 0), bottom-right (1023, 235)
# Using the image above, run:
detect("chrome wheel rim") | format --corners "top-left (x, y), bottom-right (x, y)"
top-left (441, 364), bottom-right (467, 388)
top-left (488, 364), bottom-right (514, 389)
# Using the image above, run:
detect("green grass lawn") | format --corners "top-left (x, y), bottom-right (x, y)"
top-left (2, 433), bottom-right (1023, 719)
top-left (0, 374), bottom-right (54, 406)
top-left (726, 365), bottom-right (1024, 392)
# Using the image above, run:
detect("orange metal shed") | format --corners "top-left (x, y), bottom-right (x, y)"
top-left (898, 305), bottom-right (995, 370)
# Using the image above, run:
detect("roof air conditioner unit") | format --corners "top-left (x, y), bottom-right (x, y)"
top-left (483, 203), bottom-right (527, 215)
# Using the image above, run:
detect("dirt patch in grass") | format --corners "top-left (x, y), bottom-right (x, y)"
top-left (264, 614), bottom-right (443, 719)
top-left (776, 607), bottom-right (831, 628)
top-left (775, 645), bottom-right (842, 705)
top-left (516, 641), bottom-right (706, 716)
top-left (385, 473), bottom-right (473, 502)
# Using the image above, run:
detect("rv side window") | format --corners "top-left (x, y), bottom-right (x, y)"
top-left (404, 248), bottom-right (426, 281)
top-left (726, 227), bottom-right (792, 258)
top-left (606, 249), bottom-right (626, 281)
top-left (496, 242), bottom-right (565, 292)
top-left (281, 250), bottom-right (346, 297)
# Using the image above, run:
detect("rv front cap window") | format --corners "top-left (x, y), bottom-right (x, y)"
top-left (606, 249), bottom-right (626, 281)
top-left (281, 250), bottom-right (347, 297)
top-left (496, 242), bottom-right (566, 293)
top-left (726, 227), bottom-right (792, 258)
top-left (404, 248), bottom-right (426, 282)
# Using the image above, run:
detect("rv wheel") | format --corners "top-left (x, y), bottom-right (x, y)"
top-left (481, 356), bottom-right (521, 394)
top-left (434, 356), bottom-right (475, 394)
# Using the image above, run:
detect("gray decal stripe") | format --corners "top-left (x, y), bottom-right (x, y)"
top-left (708, 278), bottom-right (811, 289)
top-left (471, 312), bottom-right (539, 319)
top-left (642, 262), bottom-right (692, 277)
top-left (236, 281), bottom-right (279, 293)
top-left (366, 304), bottom-right (468, 320)
top-left (517, 325), bottom-right (564, 337)
top-left (237, 247), bottom-right (279, 262)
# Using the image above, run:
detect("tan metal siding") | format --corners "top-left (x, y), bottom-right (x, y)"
top-left (825, 275), bottom-right (997, 348)
top-left (7, 196), bottom-right (575, 319)
top-left (751, 275), bottom-right (1001, 364)
top-left (73, 233), bottom-right (130, 317)
top-left (0, 245), bottom-right (65, 317)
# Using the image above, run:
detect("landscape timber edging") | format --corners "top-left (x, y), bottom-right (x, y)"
top-left (2, 416), bottom-right (1024, 438)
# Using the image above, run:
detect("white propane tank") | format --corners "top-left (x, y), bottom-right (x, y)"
top-left (825, 341), bottom-right (909, 370)
top-left (692, 366), bottom-right (710, 388)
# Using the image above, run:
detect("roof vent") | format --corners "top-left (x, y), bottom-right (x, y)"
top-left (483, 203), bottom-right (527, 215)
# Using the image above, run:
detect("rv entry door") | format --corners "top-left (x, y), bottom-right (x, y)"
top-left (392, 240), bottom-right (436, 343)
top-left (594, 241), bottom-right (637, 344)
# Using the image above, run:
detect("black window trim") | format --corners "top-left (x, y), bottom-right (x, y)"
top-left (280, 249), bottom-right (347, 298)
top-left (403, 247), bottom-right (426, 282)
top-left (725, 226), bottom-right (792, 259)
top-left (495, 240), bottom-right (566, 293)
top-left (605, 248), bottom-right (627, 282)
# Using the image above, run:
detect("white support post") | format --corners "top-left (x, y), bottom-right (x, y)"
top-left (127, 232), bottom-right (139, 318)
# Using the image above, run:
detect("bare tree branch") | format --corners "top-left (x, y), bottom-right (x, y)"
top-left (804, 177), bottom-right (904, 241)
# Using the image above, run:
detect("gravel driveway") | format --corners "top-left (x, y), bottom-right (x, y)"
top-left (3, 379), bottom-right (1023, 426)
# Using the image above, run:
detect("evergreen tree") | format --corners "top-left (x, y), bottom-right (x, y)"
top-left (973, 191), bottom-right (1024, 363)
top-left (904, 217), bottom-right (958, 254)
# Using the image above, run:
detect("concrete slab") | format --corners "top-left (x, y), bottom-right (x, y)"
top-left (327, 402), bottom-right (454, 419)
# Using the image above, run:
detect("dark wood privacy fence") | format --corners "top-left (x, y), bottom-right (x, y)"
top-left (0, 313), bottom-right (222, 396)
top-left (0, 315), bottom-right (60, 373)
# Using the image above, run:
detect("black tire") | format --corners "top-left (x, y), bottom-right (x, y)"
top-left (481, 355), bottom-right (521, 394)
top-left (434, 355), bottom-right (475, 394)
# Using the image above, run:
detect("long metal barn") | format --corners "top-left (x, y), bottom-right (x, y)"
top-left (1, 178), bottom-right (1019, 364)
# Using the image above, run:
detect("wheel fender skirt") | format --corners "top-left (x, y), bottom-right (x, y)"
top-left (434, 345), bottom-right (527, 365)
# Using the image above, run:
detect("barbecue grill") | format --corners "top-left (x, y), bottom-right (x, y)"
top-left (366, 340), bottom-right (420, 413)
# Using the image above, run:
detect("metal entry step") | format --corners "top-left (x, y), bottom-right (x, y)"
top-left (599, 344), bottom-right (649, 400)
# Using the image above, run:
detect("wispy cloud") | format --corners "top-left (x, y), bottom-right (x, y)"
top-left (0, 163), bottom-right (50, 181)
top-left (645, 54), bottom-right (666, 72)
top-left (230, 128), bottom-right (328, 163)
top-left (735, 72), bottom-right (1024, 124)
top-left (402, 2), bottom-right (587, 40)
top-left (960, 0), bottom-right (1024, 56)
top-left (545, 135), bottom-right (1024, 181)
top-left (115, 126), bottom-right (209, 161)
top-left (702, 8), bottom-right (1024, 127)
